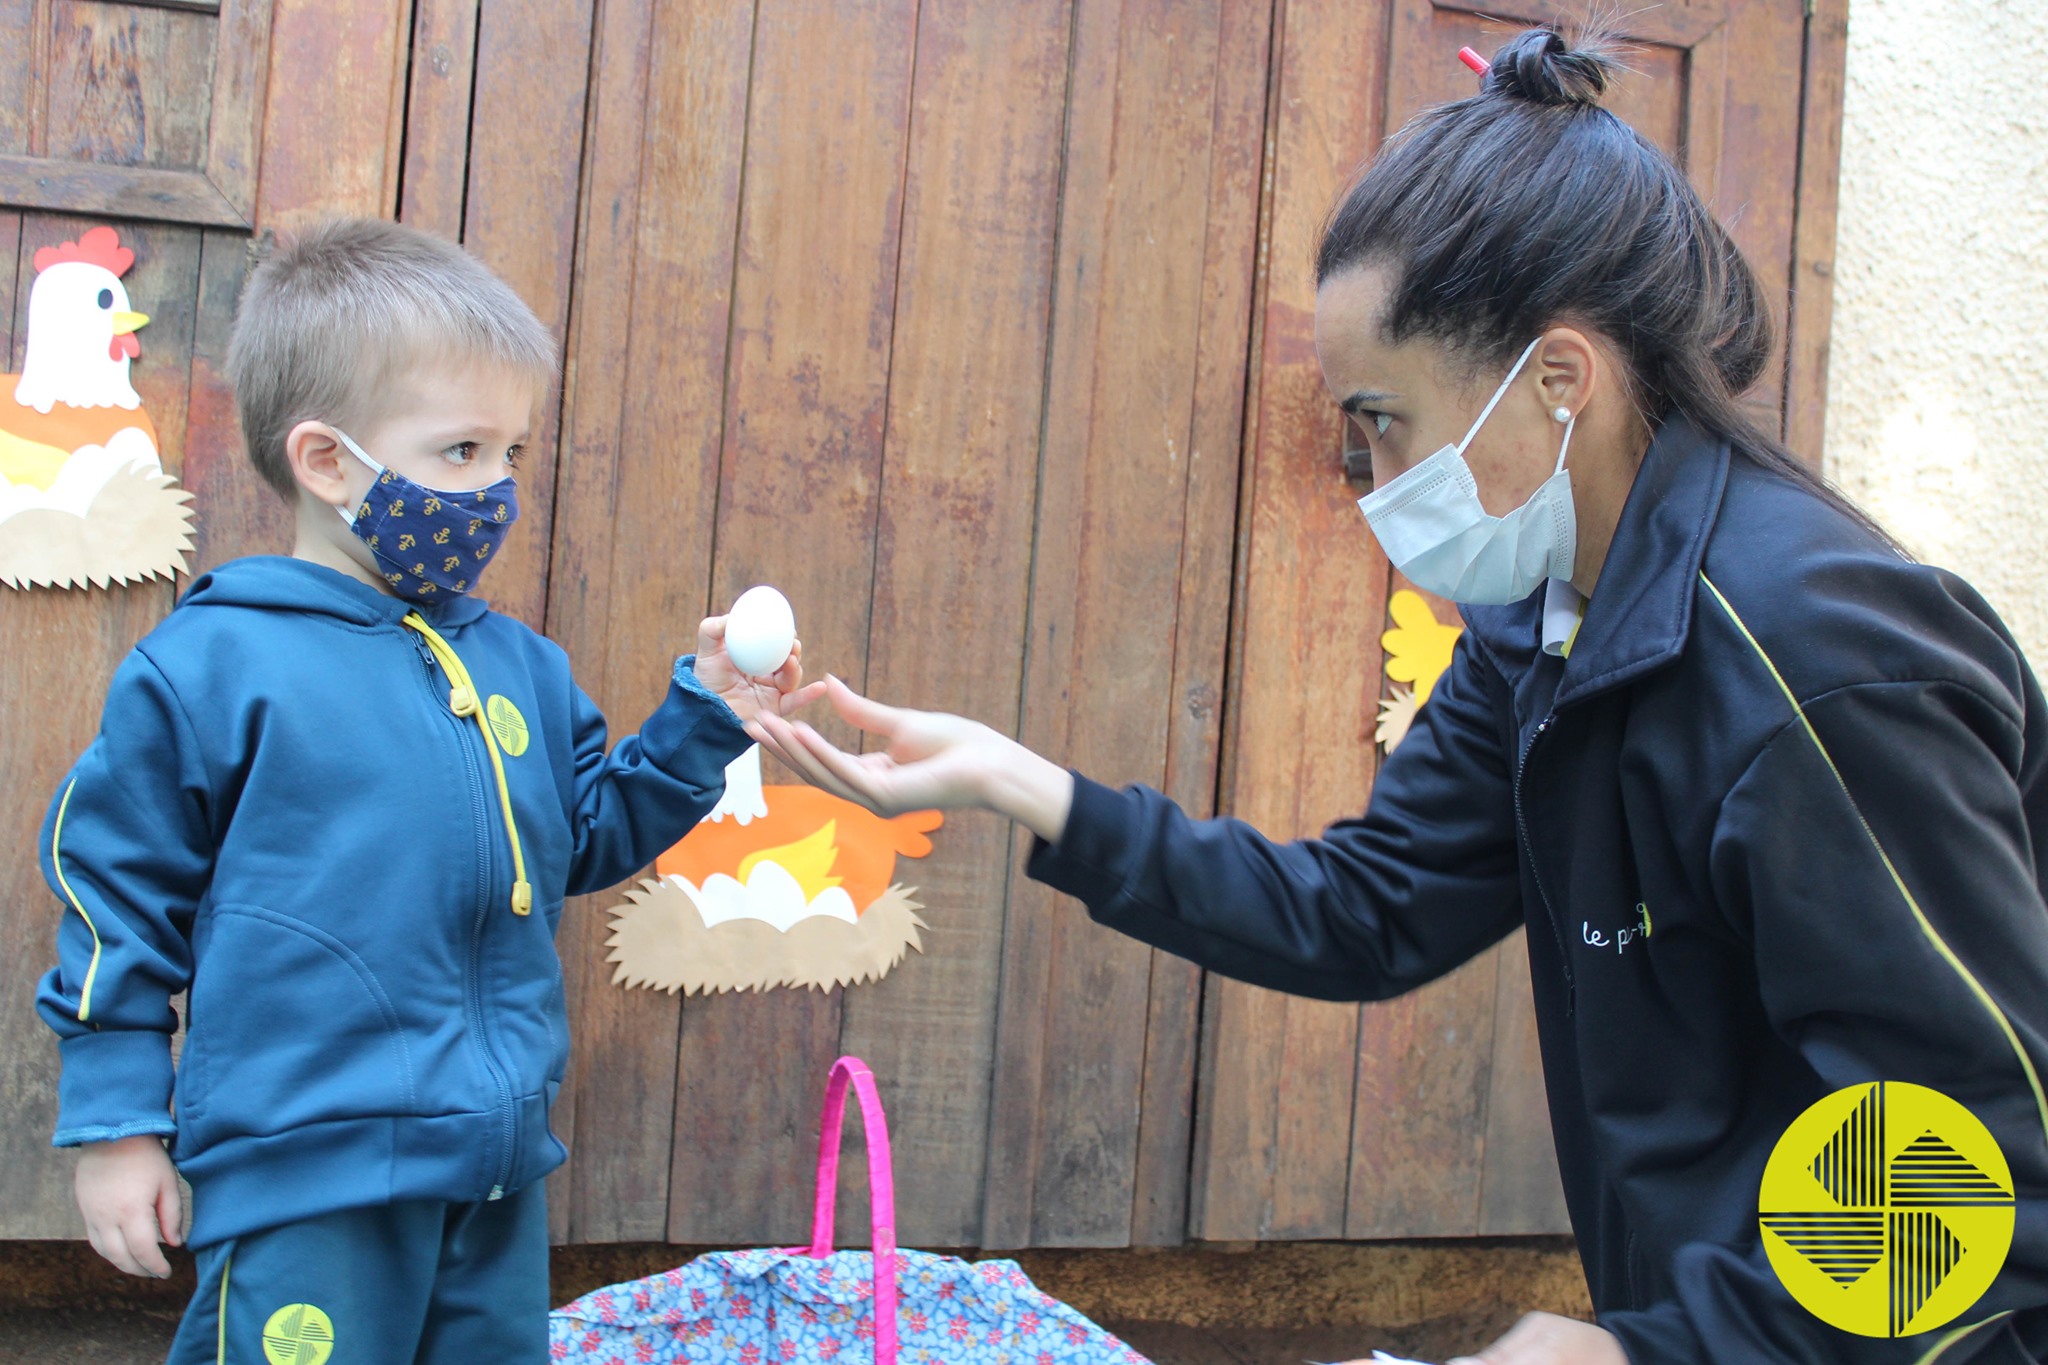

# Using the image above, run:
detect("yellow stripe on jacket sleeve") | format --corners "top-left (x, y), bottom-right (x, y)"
top-left (1701, 572), bottom-right (2048, 1152)
top-left (50, 778), bottom-right (105, 1025)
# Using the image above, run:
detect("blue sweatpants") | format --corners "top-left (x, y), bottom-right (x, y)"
top-left (165, 1183), bottom-right (548, 1364)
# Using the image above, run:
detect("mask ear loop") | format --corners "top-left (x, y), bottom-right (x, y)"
top-left (1553, 412), bottom-right (1576, 476)
top-left (1456, 336), bottom-right (1546, 454)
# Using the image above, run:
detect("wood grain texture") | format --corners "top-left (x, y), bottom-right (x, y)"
top-left (0, 1), bottom-right (39, 156)
top-left (1783, 0), bottom-right (1849, 467)
top-left (0, 214), bottom-right (200, 1238)
top-left (44, 1), bottom-right (215, 171)
top-left (0, 155), bottom-right (244, 226)
top-left (254, 0), bottom-right (410, 232)
top-left (547, 0), bottom-right (753, 1246)
top-left (1192, 0), bottom-right (1393, 1244)
top-left (396, 0), bottom-right (478, 240)
top-left (201, 0), bottom-right (273, 222)
top-left (983, 0), bottom-right (1270, 1250)
top-left (459, 0), bottom-right (595, 631)
top-left (180, 228), bottom-right (271, 576)
top-left (665, 0), bottom-right (920, 1247)
top-left (831, 0), bottom-right (1074, 1250)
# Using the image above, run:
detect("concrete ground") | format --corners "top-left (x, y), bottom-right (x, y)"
top-left (0, 1237), bottom-right (1588, 1364)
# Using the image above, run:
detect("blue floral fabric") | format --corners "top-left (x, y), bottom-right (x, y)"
top-left (549, 1247), bottom-right (1149, 1365)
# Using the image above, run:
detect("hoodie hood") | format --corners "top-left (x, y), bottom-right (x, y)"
top-left (178, 555), bottom-right (492, 630)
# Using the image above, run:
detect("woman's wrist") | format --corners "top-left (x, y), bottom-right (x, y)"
top-left (976, 733), bottom-right (1075, 845)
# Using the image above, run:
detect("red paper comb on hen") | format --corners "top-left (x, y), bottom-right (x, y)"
top-left (34, 225), bottom-right (134, 277)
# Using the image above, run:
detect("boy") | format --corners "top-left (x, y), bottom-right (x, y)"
top-left (35, 218), bottom-right (817, 1362)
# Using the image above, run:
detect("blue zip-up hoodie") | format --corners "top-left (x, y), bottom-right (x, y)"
top-left (1027, 415), bottom-right (2048, 1362)
top-left (36, 556), bottom-right (751, 1247)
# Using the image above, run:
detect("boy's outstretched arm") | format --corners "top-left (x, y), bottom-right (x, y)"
top-left (561, 616), bottom-right (823, 895)
top-left (36, 648), bottom-right (212, 1274)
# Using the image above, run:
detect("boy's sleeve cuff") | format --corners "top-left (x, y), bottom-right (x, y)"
top-left (638, 655), bottom-right (752, 776)
top-left (52, 1030), bottom-right (175, 1148)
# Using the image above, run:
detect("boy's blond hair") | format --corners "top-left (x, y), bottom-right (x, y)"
top-left (226, 218), bottom-right (559, 501)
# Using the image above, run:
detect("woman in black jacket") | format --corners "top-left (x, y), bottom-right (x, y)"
top-left (751, 27), bottom-right (2048, 1365)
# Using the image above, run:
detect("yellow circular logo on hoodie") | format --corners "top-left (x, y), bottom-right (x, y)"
top-left (261, 1302), bottom-right (334, 1364)
top-left (486, 694), bottom-right (529, 757)
top-left (1760, 1082), bottom-right (2012, 1337)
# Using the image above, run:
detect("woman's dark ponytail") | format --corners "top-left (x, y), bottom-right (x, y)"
top-left (1317, 26), bottom-right (1896, 550)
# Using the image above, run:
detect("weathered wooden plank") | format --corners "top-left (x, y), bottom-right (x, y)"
top-left (1783, 0), bottom-right (1849, 467)
top-left (1192, 0), bottom-right (1394, 1243)
top-left (396, 0), bottom-right (478, 240)
top-left (1130, 0), bottom-right (1275, 1249)
top-left (45, 2), bottom-right (215, 170)
top-left (456, 0), bottom-right (594, 631)
top-left (0, 214), bottom-right (198, 1238)
top-left (547, 0), bottom-right (751, 1245)
top-left (202, 0), bottom-right (274, 222)
top-left (986, 0), bottom-right (1256, 1249)
top-left (181, 229), bottom-right (270, 578)
top-left (0, 210), bottom-right (20, 361)
top-left (1477, 929), bottom-right (1570, 1234)
top-left (832, 0), bottom-right (1074, 1251)
top-left (666, 0), bottom-right (920, 1247)
top-left (0, 156), bottom-right (245, 227)
top-left (255, 0), bottom-right (410, 232)
top-left (0, 1), bottom-right (36, 157)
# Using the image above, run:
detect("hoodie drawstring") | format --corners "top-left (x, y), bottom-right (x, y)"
top-left (402, 612), bottom-right (533, 916)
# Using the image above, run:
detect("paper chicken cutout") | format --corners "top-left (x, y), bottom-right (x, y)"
top-left (0, 226), bottom-right (193, 590)
top-left (1375, 588), bottom-right (1464, 754)
top-left (605, 745), bottom-right (945, 995)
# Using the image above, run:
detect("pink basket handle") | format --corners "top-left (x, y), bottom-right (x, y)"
top-left (807, 1056), bottom-right (898, 1365)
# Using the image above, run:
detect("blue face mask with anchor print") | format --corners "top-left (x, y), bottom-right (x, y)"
top-left (333, 428), bottom-right (519, 602)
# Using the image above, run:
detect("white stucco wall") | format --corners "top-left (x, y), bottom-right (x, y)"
top-left (1823, 0), bottom-right (2048, 665)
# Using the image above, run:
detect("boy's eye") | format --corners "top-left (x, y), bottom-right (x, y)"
top-left (505, 443), bottom-right (526, 471)
top-left (440, 442), bottom-right (478, 466)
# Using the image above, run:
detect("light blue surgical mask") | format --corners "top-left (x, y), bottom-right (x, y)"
top-left (1355, 337), bottom-right (1576, 605)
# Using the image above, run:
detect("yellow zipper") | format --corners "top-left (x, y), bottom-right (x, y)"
top-left (402, 613), bottom-right (533, 916)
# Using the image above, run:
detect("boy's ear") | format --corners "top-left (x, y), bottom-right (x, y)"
top-left (286, 421), bottom-right (353, 511)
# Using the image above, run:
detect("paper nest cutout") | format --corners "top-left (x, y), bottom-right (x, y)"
top-left (1376, 588), bottom-right (1463, 754)
top-left (1, 226), bottom-right (193, 590)
top-left (606, 745), bottom-right (945, 995)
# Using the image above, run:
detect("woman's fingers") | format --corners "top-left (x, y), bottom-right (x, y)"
top-left (824, 674), bottom-right (907, 735)
top-left (749, 715), bottom-right (871, 808)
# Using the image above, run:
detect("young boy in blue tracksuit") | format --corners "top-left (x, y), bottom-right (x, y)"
top-left (35, 217), bottom-right (820, 1363)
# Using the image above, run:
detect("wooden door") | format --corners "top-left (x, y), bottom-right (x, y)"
top-left (0, 0), bottom-right (1846, 1248)
top-left (1195, 0), bottom-right (1847, 1241)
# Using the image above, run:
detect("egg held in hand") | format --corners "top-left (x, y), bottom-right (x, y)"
top-left (723, 584), bottom-right (796, 676)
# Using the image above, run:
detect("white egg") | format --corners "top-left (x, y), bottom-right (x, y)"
top-left (723, 585), bottom-right (796, 676)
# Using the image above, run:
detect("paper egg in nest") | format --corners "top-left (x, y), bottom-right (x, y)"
top-left (605, 744), bottom-right (945, 995)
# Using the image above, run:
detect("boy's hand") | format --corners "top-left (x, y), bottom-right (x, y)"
top-left (748, 676), bottom-right (1075, 843)
top-left (693, 616), bottom-right (827, 724)
top-left (75, 1134), bottom-right (182, 1278)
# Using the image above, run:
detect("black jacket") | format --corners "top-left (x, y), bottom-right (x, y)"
top-left (1027, 415), bottom-right (2048, 1363)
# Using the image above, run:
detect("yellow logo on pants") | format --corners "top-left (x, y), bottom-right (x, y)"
top-left (1760, 1082), bottom-right (2013, 1337)
top-left (261, 1302), bottom-right (334, 1365)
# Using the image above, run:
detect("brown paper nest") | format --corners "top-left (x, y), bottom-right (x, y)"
top-left (0, 462), bottom-right (194, 590)
top-left (606, 875), bottom-right (929, 996)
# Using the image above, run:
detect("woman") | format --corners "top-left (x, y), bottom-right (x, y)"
top-left (752, 28), bottom-right (2048, 1365)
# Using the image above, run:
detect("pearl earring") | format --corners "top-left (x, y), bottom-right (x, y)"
top-left (1552, 405), bottom-right (1573, 424)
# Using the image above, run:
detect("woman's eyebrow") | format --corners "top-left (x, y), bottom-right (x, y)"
top-left (1339, 389), bottom-right (1399, 414)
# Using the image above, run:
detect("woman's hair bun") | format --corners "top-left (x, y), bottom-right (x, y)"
top-left (1482, 28), bottom-right (1614, 110)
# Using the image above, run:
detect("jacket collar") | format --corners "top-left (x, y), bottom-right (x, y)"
top-left (1462, 411), bottom-right (1730, 709)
